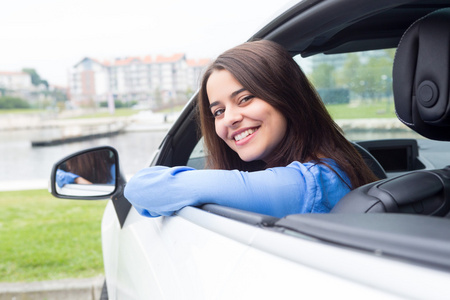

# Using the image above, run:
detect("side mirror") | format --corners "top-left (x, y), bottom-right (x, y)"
top-left (50, 146), bottom-right (119, 200)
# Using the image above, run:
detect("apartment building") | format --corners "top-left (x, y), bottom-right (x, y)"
top-left (0, 71), bottom-right (33, 91)
top-left (69, 53), bottom-right (210, 108)
top-left (186, 58), bottom-right (211, 92)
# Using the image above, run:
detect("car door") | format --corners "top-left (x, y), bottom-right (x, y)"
top-left (102, 92), bottom-right (450, 300)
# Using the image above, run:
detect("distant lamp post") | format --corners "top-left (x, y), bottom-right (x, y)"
top-left (107, 93), bottom-right (115, 115)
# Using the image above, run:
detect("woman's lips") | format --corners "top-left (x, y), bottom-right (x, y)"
top-left (233, 127), bottom-right (259, 145)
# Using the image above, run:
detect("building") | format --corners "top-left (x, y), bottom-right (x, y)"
top-left (0, 71), bottom-right (33, 92)
top-left (70, 58), bottom-right (108, 106)
top-left (186, 58), bottom-right (211, 91)
top-left (69, 53), bottom-right (210, 108)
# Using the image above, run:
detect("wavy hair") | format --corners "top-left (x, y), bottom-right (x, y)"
top-left (198, 40), bottom-right (378, 188)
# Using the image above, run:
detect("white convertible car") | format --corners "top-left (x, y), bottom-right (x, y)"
top-left (50, 0), bottom-right (450, 299)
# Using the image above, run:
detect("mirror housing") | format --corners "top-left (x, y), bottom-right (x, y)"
top-left (50, 146), bottom-right (120, 200)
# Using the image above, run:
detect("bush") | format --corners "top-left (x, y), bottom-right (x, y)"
top-left (99, 100), bottom-right (137, 108)
top-left (0, 96), bottom-right (30, 109)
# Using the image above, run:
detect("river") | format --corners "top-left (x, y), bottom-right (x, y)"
top-left (0, 128), bottom-right (167, 188)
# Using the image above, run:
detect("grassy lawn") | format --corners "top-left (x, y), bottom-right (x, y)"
top-left (0, 102), bottom-right (396, 120)
top-left (325, 101), bottom-right (397, 119)
top-left (0, 189), bottom-right (107, 282)
top-left (155, 105), bottom-right (186, 114)
top-left (0, 108), bottom-right (140, 118)
top-left (70, 108), bottom-right (140, 119)
top-left (0, 109), bottom-right (47, 115)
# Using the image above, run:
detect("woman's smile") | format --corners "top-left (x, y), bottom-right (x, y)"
top-left (207, 70), bottom-right (287, 162)
top-left (233, 127), bottom-right (259, 143)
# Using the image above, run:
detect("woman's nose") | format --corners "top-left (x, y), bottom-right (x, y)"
top-left (224, 107), bottom-right (243, 127)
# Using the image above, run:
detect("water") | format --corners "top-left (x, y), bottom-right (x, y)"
top-left (0, 125), bottom-right (424, 189)
top-left (0, 129), bottom-right (167, 183)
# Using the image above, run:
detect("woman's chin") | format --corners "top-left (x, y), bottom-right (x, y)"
top-left (238, 153), bottom-right (263, 163)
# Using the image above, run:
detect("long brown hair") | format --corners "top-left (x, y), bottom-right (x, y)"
top-left (198, 40), bottom-right (378, 189)
top-left (66, 150), bottom-right (114, 184)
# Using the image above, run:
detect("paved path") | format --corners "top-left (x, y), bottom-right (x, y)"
top-left (0, 276), bottom-right (104, 300)
top-left (0, 179), bottom-right (48, 192)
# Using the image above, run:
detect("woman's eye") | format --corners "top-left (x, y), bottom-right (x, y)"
top-left (213, 108), bottom-right (225, 118)
top-left (239, 95), bottom-right (254, 104)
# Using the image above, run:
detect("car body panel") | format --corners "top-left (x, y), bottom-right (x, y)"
top-left (101, 204), bottom-right (450, 299)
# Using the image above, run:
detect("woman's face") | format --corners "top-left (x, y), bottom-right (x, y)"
top-left (207, 69), bottom-right (287, 162)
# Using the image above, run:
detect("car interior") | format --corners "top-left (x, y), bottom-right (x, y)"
top-left (331, 8), bottom-right (450, 216)
top-left (148, 2), bottom-right (450, 270)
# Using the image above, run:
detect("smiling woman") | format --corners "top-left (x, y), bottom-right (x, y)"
top-left (207, 69), bottom-right (288, 163)
top-left (123, 40), bottom-right (379, 218)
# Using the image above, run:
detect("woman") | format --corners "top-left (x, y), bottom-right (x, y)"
top-left (56, 149), bottom-right (115, 187)
top-left (124, 40), bottom-right (378, 218)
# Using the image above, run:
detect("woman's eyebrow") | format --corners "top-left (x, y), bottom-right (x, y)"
top-left (209, 101), bottom-right (220, 109)
top-left (230, 88), bottom-right (247, 99)
top-left (209, 88), bottom-right (247, 109)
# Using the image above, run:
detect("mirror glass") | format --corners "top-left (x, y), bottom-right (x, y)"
top-left (55, 149), bottom-right (116, 197)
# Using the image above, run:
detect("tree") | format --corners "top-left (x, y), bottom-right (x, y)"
top-left (52, 89), bottom-right (68, 102)
top-left (22, 68), bottom-right (48, 88)
top-left (309, 63), bottom-right (336, 88)
top-left (364, 56), bottom-right (392, 101)
top-left (338, 51), bottom-right (394, 101)
top-left (40, 79), bottom-right (49, 89)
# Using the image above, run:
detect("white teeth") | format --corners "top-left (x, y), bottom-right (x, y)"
top-left (234, 128), bottom-right (257, 141)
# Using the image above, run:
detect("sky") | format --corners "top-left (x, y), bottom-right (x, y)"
top-left (1, 0), bottom-right (294, 86)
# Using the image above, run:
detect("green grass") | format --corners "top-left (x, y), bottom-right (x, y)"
top-left (69, 108), bottom-right (140, 119)
top-left (0, 108), bottom-right (140, 118)
top-left (0, 109), bottom-right (47, 115)
top-left (155, 105), bottom-right (185, 114)
top-left (326, 101), bottom-right (397, 119)
top-left (0, 189), bottom-right (107, 282)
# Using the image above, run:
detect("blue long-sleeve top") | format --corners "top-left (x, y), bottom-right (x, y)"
top-left (56, 164), bottom-right (116, 187)
top-left (124, 159), bottom-right (351, 218)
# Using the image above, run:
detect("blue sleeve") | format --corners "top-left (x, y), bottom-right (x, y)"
top-left (124, 161), bottom-right (351, 218)
top-left (108, 164), bottom-right (116, 184)
top-left (56, 169), bottom-right (79, 187)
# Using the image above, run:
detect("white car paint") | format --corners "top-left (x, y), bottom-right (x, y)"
top-left (101, 201), bottom-right (450, 299)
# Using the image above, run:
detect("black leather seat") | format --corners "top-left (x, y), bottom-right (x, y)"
top-left (332, 8), bottom-right (450, 216)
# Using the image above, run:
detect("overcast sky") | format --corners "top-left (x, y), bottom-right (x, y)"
top-left (0, 0), bottom-right (294, 86)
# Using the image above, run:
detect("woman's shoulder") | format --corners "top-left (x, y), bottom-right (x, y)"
top-left (286, 158), bottom-right (339, 171)
top-left (286, 159), bottom-right (349, 183)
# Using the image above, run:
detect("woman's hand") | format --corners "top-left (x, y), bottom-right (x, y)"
top-left (74, 176), bottom-right (92, 185)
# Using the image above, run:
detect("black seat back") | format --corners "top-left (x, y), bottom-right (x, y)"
top-left (393, 8), bottom-right (450, 140)
top-left (332, 8), bottom-right (450, 216)
top-left (332, 167), bottom-right (450, 216)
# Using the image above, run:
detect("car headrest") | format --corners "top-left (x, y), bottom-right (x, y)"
top-left (393, 8), bottom-right (450, 141)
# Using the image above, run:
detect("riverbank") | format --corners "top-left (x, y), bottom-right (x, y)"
top-left (0, 112), bottom-right (415, 192)
top-left (0, 108), bottom-right (412, 136)
top-left (0, 109), bottom-right (178, 131)
top-left (6, 110), bottom-right (176, 148)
